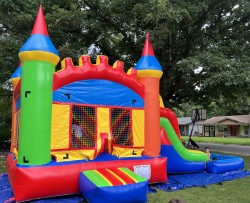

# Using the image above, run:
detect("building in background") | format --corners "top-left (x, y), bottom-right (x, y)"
top-left (177, 117), bottom-right (203, 136)
top-left (202, 115), bottom-right (250, 137)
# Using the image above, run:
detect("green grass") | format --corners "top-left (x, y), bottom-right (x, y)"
top-left (1, 154), bottom-right (250, 203)
top-left (148, 176), bottom-right (250, 203)
top-left (181, 136), bottom-right (250, 146)
top-left (148, 153), bottom-right (250, 203)
top-left (0, 154), bottom-right (7, 174)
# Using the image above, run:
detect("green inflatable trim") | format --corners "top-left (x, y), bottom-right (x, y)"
top-left (19, 61), bottom-right (54, 165)
top-left (83, 171), bottom-right (110, 187)
top-left (160, 117), bottom-right (208, 162)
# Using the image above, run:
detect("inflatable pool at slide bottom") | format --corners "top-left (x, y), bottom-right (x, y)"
top-left (206, 154), bottom-right (244, 174)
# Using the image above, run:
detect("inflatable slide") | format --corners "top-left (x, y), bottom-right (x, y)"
top-left (160, 108), bottom-right (208, 173)
top-left (159, 108), bottom-right (244, 174)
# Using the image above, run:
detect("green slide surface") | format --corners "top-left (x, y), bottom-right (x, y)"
top-left (160, 117), bottom-right (209, 162)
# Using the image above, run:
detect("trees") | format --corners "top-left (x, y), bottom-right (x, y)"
top-left (0, 0), bottom-right (249, 120)
top-left (144, 0), bottom-right (250, 114)
top-left (0, 86), bottom-right (12, 144)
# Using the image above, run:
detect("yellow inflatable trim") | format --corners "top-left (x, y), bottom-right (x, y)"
top-left (51, 149), bottom-right (95, 162)
top-left (137, 70), bottom-right (163, 78)
top-left (112, 146), bottom-right (144, 158)
top-left (19, 51), bottom-right (60, 65)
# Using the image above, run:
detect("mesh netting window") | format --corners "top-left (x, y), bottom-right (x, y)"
top-left (14, 111), bottom-right (20, 150)
top-left (111, 108), bottom-right (132, 146)
top-left (71, 105), bottom-right (96, 148)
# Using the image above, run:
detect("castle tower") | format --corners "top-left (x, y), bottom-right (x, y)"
top-left (135, 33), bottom-right (163, 156)
top-left (18, 5), bottom-right (60, 165)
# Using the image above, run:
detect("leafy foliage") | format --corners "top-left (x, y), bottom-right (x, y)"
top-left (0, 0), bottom-right (249, 121)
top-left (0, 87), bottom-right (12, 142)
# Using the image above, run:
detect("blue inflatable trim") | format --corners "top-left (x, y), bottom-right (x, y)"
top-left (16, 99), bottom-right (20, 110)
top-left (16, 153), bottom-right (165, 168)
top-left (19, 34), bottom-right (59, 56)
top-left (11, 65), bottom-right (21, 79)
top-left (206, 154), bottom-right (244, 174)
top-left (135, 56), bottom-right (163, 71)
top-left (53, 79), bottom-right (144, 108)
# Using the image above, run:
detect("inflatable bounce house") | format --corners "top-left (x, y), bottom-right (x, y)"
top-left (6, 5), bottom-right (244, 203)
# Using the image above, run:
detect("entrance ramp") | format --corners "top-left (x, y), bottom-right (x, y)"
top-left (79, 167), bottom-right (148, 203)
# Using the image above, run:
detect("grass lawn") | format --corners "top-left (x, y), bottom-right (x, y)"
top-left (0, 154), bottom-right (7, 174)
top-left (1, 153), bottom-right (250, 203)
top-left (148, 176), bottom-right (250, 203)
top-left (148, 153), bottom-right (250, 203)
top-left (181, 136), bottom-right (250, 146)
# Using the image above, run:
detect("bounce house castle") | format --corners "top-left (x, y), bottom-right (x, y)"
top-left (7, 6), bottom-right (244, 203)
